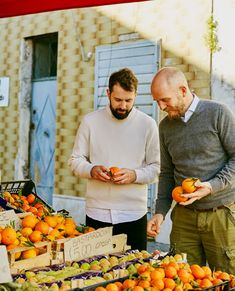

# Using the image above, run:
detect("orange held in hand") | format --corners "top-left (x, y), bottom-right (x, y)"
top-left (172, 186), bottom-right (188, 203)
top-left (109, 166), bottom-right (120, 177)
top-left (182, 177), bottom-right (200, 193)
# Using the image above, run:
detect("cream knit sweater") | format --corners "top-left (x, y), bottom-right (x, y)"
top-left (68, 106), bottom-right (160, 211)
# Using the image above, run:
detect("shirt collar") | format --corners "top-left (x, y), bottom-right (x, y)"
top-left (181, 94), bottom-right (200, 122)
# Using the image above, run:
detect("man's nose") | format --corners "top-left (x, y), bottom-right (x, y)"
top-left (120, 101), bottom-right (127, 109)
top-left (158, 101), bottom-right (166, 111)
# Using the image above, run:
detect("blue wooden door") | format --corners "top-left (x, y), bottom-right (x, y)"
top-left (30, 79), bottom-right (57, 204)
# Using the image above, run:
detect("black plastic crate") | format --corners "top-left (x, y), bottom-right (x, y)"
top-left (0, 179), bottom-right (54, 213)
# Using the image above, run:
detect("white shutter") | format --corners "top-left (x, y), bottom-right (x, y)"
top-left (94, 40), bottom-right (160, 217)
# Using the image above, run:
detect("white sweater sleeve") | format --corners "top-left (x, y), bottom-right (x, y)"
top-left (68, 118), bottom-right (93, 179)
top-left (134, 120), bottom-right (160, 184)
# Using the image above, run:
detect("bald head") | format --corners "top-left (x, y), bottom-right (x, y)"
top-left (151, 67), bottom-right (193, 119)
top-left (151, 67), bottom-right (189, 94)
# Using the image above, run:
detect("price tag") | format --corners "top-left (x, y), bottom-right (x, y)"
top-left (0, 210), bottom-right (21, 230)
top-left (64, 227), bottom-right (113, 262)
top-left (0, 246), bottom-right (12, 283)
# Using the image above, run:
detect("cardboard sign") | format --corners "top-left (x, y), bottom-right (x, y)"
top-left (0, 246), bottom-right (12, 283)
top-left (64, 227), bottom-right (113, 262)
top-left (0, 210), bottom-right (21, 230)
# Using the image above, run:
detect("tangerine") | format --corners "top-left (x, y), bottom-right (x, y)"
top-left (172, 186), bottom-right (188, 203)
top-left (22, 215), bottom-right (38, 229)
top-left (29, 230), bottom-right (42, 243)
top-left (44, 216), bottom-right (58, 228)
top-left (22, 248), bottom-right (37, 259)
top-left (27, 193), bottom-right (36, 204)
top-left (106, 283), bottom-right (119, 291)
top-left (122, 279), bottom-right (137, 289)
top-left (1, 227), bottom-right (17, 245)
top-left (35, 221), bottom-right (49, 235)
top-left (182, 178), bottom-right (200, 193)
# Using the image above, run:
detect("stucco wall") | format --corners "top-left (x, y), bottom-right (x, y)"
top-left (0, 0), bottom-right (211, 198)
top-left (212, 0), bottom-right (235, 113)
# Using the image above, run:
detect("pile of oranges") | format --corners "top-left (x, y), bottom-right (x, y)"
top-left (0, 213), bottom-right (95, 261)
top-left (95, 261), bottom-right (235, 291)
top-left (2, 191), bottom-right (51, 217)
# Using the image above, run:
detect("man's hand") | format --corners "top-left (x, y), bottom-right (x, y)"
top-left (112, 168), bottom-right (136, 184)
top-left (180, 180), bottom-right (212, 205)
top-left (147, 213), bottom-right (164, 237)
top-left (90, 165), bottom-right (110, 182)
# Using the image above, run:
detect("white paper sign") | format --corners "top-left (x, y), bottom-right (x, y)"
top-left (0, 77), bottom-right (10, 107)
top-left (0, 246), bottom-right (12, 283)
top-left (64, 227), bottom-right (113, 262)
top-left (0, 210), bottom-right (21, 230)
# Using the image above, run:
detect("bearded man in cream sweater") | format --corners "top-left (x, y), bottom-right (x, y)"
top-left (68, 68), bottom-right (160, 250)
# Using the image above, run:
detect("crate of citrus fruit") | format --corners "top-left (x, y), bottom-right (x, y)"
top-left (0, 179), bottom-right (54, 217)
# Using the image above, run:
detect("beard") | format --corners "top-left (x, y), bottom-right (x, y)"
top-left (167, 100), bottom-right (185, 120)
top-left (110, 104), bottom-right (133, 120)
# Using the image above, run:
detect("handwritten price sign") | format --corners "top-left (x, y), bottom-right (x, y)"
top-left (0, 246), bottom-right (12, 283)
top-left (0, 210), bottom-right (21, 230)
top-left (64, 227), bottom-right (113, 262)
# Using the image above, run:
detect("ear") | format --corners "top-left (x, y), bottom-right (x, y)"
top-left (180, 86), bottom-right (187, 97)
top-left (106, 88), bottom-right (110, 98)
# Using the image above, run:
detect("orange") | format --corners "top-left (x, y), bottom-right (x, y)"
top-left (0, 232), bottom-right (1, 243)
top-left (168, 261), bottom-right (180, 270)
top-left (29, 230), bottom-right (42, 243)
top-left (163, 278), bottom-right (176, 290)
top-left (190, 264), bottom-right (205, 279)
top-left (1, 227), bottom-right (17, 245)
top-left (35, 221), bottom-right (49, 235)
top-left (183, 283), bottom-right (193, 291)
top-left (132, 287), bottom-right (144, 291)
top-left (21, 227), bottom-right (33, 238)
top-left (22, 248), bottom-right (37, 259)
top-left (217, 272), bottom-right (230, 280)
top-left (44, 216), bottom-right (58, 228)
top-left (137, 264), bottom-right (148, 274)
top-left (84, 226), bottom-right (95, 233)
top-left (27, 193), bottom-right (36, 204)
top-left (114, 281), bottom-right (123, 291)
top-left (151, 279), bottom-right (164, 290)
top-left (106, 283), bottom-right (119, 291)
top-left (64, 223), bottom-right (76, 236)
top-left (172, 186), bottom-right (188, 203)
top-left (34, 202), bottom-right (44, 209)
top-left (138, 280), bottom-right (150, 288)
top-left (95, 288), bottom-right (106, 291)
top-left (174, 286), bottom-right (183, 291)
top-left (64, 217), bottom-right (76, 225)
top-left (22, 215), bottom-right (38, 229)
top-left (164, 266), bottom-right (177, 279)
top-left (122, 279), bottom-right (137, 289)
top-left (139, 271), bottom-right (151, 281)
top-left (177, 269), bottom-right (192, 284)
top-left (49, 229), bottom-right (60, 238)
top-left (151, 270), bottom-right (165, 280)
top-left (56, 223), bottom-right (66, 234)
top-left (109, 166), bottom-right (120, 177)
top-left (201, 266), bottom-right (212, 278)
top-left (182, 177), bottom-right (200, 193)
top-left (14, 251), bottom-right (21, 260)
top-left (55, 215), bottom-right (65, 224)
top-left (28, 206), bottom-right (38, 215)
top-left (200, 278), bottom-right (213, 288)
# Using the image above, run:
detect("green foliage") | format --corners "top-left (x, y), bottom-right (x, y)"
top-left (204, 16), bottom-right (220, 53)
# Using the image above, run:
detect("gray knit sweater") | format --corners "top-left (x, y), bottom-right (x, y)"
top-left (155, 99), bottom-right (235, 217)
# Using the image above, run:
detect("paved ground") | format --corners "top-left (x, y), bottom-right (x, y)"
top-left (147, 239), bottom-right (170, 253)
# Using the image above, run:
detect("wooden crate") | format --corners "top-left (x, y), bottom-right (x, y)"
top-left (8, 241), bottom-right (52, 274)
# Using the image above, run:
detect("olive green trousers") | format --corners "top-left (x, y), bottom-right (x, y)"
top-left (170, 203), bottom-right (235, 273)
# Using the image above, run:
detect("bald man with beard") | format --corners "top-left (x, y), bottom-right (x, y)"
top-left (148, 67), bottom-right (235, 273)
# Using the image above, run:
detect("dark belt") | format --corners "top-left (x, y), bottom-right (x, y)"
top-left (179, 202), bottom-right (235, 212)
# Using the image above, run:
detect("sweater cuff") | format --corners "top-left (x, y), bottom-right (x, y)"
top-left (209, 178), bottom-right (222, 194)
top-left (134, 169), bottom-right (144, 184)
top-left (82, 163), bottom-right (94, 179)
